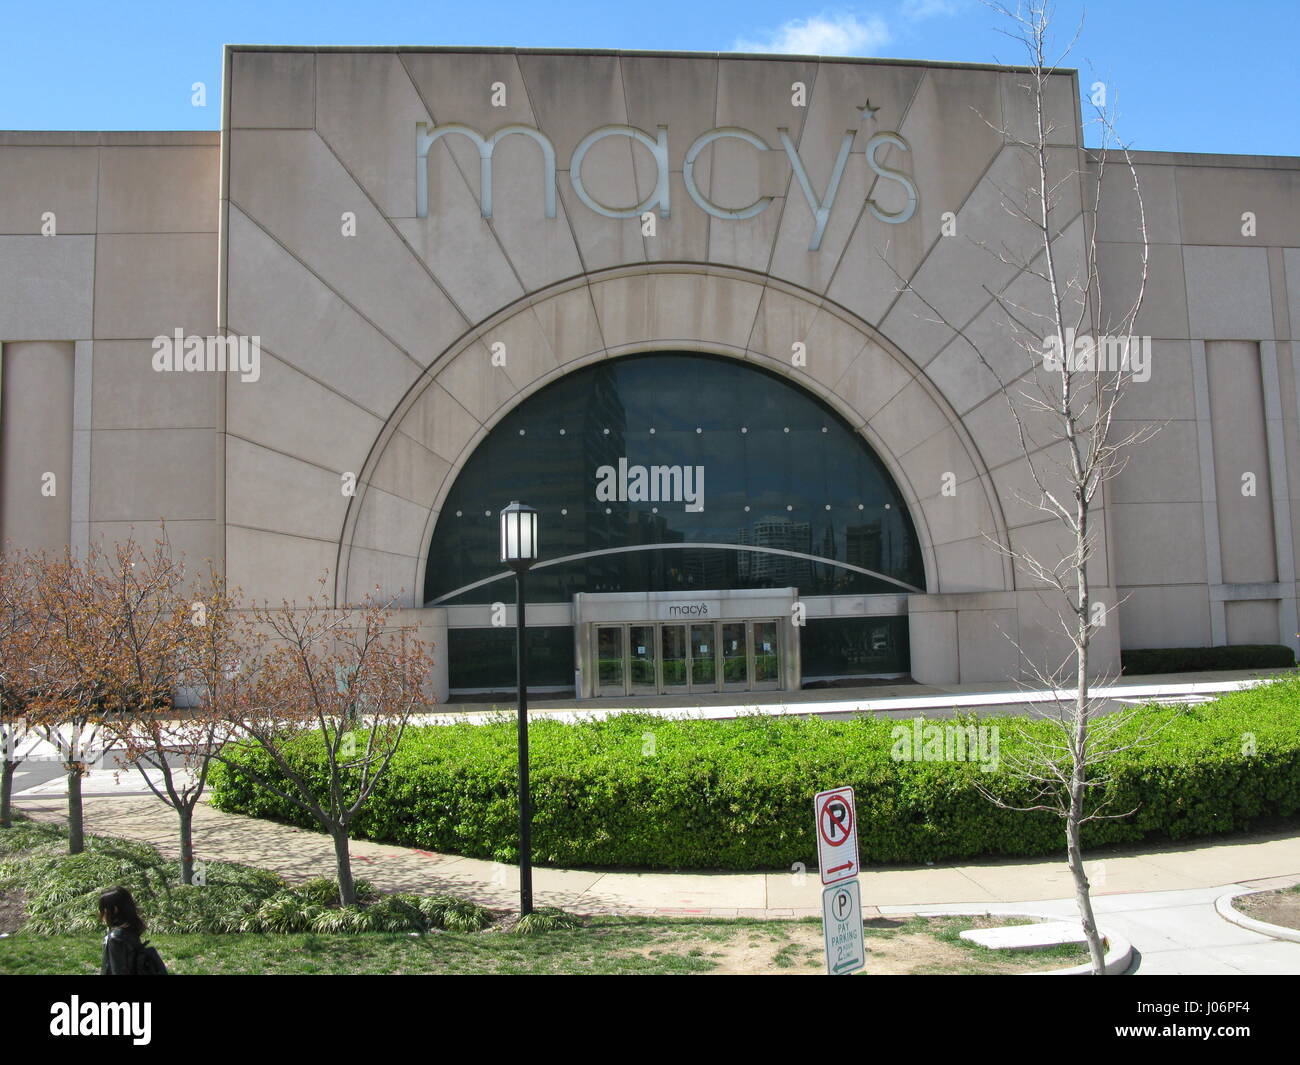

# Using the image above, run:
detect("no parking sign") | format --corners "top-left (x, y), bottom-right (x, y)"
top-left (814, 786), bottom-right (865, 975)
top-left (814, 786), bottom-right (859, 885)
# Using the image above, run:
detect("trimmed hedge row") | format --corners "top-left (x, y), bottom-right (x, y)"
top-left (1122, 645), bottom-right (1296, 675)
top-left (208, 678), bottom-right (1300, 871)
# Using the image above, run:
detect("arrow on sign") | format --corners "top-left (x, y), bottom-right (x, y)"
top-left (827, 860), bottom-right (855, 876)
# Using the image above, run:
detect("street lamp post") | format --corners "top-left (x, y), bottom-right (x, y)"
top-left (500, 501), bottom-right (539, 916)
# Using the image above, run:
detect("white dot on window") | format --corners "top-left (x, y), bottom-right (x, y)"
top-left (825, 504), bottom-right (831, 510)
top-left (858, 504), bottom-right (864, 510)
top-left (603, 428), bottom-right (610, 435)
top-left (651, 506), bottom-right (658, 514)
top-left (695, 427), bottom-right (702, 434)
top-left (649, 427), bottom-right (656, 435)
top-left (740, 427), bottom-right (748, 434)
top-left (885, 503), bottom-right (891, 510)
top-left (561, 508), bottom-right (568, 516)
top-left (455, 510), bottom-right (462, 518)
top-left (786, 504), bottom-right (793, 511)
top-left (484, 510), bottom-right (491, 517)
top-left (822, 427), bottom-right (828, 433)
top-left (605, 507), bottom-right (611, 514)
top-left (559, 428), bottom-right (566, 436)
top-left (744, 505), bottom-right (750, 512)
top-left (518, 428), bottom-right (526, 435)
top-left (783, 427), bottom-right (790, 433)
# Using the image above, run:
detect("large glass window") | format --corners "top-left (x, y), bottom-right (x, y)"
top-left (801, 617), bottom-right (911, 682)
top-left (425, 352), bottom-right (923, 605)
top-left (448, 626), bottom-right (575, 692)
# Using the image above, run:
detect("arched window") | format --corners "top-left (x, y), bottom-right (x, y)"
top-left (425, 352), bottom-right (923, 605)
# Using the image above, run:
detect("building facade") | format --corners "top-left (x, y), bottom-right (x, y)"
top-left (1, 46), bottom-right (1298, 700)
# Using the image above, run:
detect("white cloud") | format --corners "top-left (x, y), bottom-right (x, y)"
top-left (734, 12), bottom-right (893, 57)
top-left (901, 0), bottom-right (962, 18)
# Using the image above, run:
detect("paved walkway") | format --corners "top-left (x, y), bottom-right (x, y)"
top-left (15, 793), bottom-right (1300, 972)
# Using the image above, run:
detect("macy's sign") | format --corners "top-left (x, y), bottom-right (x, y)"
top-left (416, 118), bottom-right (917, 250)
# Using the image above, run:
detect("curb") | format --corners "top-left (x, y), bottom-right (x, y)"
top-left (1215, 888), bottom-right (1300, 944)
top-left (912, 909), bottom-right (1132, 975)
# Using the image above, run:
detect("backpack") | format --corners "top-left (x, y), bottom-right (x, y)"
top-left (133, 939), bottom-right (168, 975)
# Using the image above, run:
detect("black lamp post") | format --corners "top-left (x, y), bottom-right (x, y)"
top-left (500, 501), bottom-right (539, 916)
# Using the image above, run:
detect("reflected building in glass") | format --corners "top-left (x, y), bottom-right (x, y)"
top-left (423, 352), bottom-right (925, 695)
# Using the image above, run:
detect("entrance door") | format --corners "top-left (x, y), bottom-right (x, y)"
top-left (595, 625), bottom-right (626, 697)
top-left (660, 624), bottom-right (688, 693)
top-left (588, 618), bottom-right (782, 697)
top-left (688, 622), bottom-right (717, 692)
top-left (720, 621), bottom-right (749, 691)
top-left (628, 624), bottom-right (657, 695)
top-left (751, 619), bottom-right (781, 690)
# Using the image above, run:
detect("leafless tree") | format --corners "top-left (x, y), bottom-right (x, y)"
top-left (0, 551), bottom-right (39, 829)
top-left (23, 546), bottom-right (119, 854)
top-left (883, 1), bottom-right (1161, 972)
top-left (210, 579), bottom-right (434, 906)
top-left (98, 535), bottom-right (234, 885)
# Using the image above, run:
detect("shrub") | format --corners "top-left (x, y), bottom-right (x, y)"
top-left (1122, 645), bottom-right (1296, 675)
top-left (208, 678), bottom-right (1300, 871)
top-left (0, 823), bottom-right (490, 935)
top-left (514, 907), bottom-right (580, 934)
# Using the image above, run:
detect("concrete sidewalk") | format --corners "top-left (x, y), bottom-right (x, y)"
top-left (16, 793), bottom-right (1300, 972)
top-left (14, 793), bottom-right (1300, 917)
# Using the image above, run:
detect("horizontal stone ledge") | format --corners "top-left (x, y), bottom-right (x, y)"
top-left (1209, 582), bottom-right (1291, 602)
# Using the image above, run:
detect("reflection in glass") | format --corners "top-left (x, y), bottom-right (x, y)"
top-left (690, 623), bottom-right (716, 687)
top-left (753, 620), bottom-right (779, 684)
top-left (596, 626), bottom-right (624, 691)
top-left (661, 624), bottom-right (687, 688)
top-left (424, 353), bottom-right (924, 605)
top-left (629, 624), bottom-right (656, 690)
top-left (721, 622), bottom-right (747, 686)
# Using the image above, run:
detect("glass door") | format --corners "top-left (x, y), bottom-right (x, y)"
top-left (660, 624), bottom-right (688, 694)
top-left (751, 619), bottom-right (781, 690)
top-left (595, 625), bottom-right (626, 697)
top-left (720, 621), bottom-right (749, 690)
top-left (688, 622), bottom-right (717, 692)
top-left (628, 624), bottom-right (657, 695)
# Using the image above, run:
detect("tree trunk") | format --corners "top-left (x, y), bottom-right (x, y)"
top-left (1, 759), bottom-right (15, 828)
top-left (330, 825), bottom-right (356, 907)
top-left (67, 765), bottom-right (84, 854)
top-left (179, 805), bottom-right (194, 885)
top-left (1067, 795), bottom-right (1106, 973)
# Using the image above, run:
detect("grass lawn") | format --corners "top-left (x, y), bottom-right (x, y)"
top-left (0, 814), bottom-right (1093, 975)
top-left (0, 913), bottom-right (1090, 975)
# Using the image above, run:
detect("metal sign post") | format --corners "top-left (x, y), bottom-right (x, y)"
top-left (814, 786), bottom-right (865, 975)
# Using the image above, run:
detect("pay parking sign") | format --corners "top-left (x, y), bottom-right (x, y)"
top-left (822, 880), bottom-right (866, 975)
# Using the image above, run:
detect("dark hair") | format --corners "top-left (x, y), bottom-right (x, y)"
top-left (98, 886), bottom-right (145, 935)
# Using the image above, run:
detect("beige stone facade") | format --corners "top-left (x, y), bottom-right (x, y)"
top-left (2, 47), bottom-right (1297, 700)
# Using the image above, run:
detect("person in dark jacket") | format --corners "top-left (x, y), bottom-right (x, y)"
top-left (99, 886), bottom-right (146, 975)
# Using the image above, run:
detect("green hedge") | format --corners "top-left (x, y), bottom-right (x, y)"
top-left (1122, 645), bottom-right (1296, 675)
top-left (208, 678), bottom-right (1300, 871)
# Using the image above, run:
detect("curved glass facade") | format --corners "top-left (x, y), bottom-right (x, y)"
top-left (424, 352), bottom-right (923, 605)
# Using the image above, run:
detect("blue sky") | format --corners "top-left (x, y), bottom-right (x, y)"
top-left (1, 0), bottom-right (1296, 155)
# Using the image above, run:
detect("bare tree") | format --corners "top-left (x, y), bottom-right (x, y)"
top-left (0, 551), bottom-right (39, 829)
top-left (23, 546), bottom-right (119, 854)
top-left (883, 1), bottom-right (1158, 972)
top-left (211, 579), bottom-right (434, 906)
top-left (99, 535), bottom-right (233, 884)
